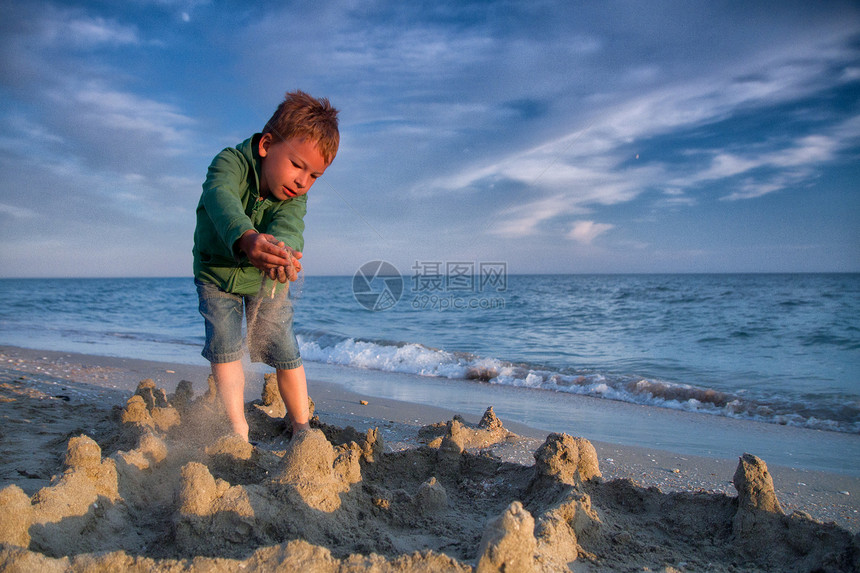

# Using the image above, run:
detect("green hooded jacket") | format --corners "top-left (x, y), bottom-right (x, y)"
top-left (192, 134), bottom-right (307, 295)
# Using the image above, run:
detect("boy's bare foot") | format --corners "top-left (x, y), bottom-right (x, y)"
top-left (230, 421), bottom-right (250, 442)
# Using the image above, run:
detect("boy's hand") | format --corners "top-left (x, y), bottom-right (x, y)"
top-left (267, 251), bottom-right (303, 283)
top-left (237, 230), bottom-right (294, 273)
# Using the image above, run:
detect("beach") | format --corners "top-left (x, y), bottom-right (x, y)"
top-left (1, 345), bottom-right (858, 571)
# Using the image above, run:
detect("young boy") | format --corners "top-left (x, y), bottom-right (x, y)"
top-left (192, 91), bottom-right (339, 441)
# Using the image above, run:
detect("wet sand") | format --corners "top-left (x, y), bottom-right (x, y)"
top-left (1, 345), bottom-right (858, 571)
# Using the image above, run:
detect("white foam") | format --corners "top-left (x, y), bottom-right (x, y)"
top-left (297, 333), bottom-right (860, 434)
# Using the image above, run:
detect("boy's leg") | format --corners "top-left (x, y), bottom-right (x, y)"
top-left (277, 365), bottom-right (310, 433)
top-left (247, 286), bottom-right (306, 433)
top-left (211, 360), bottom-right (249, 440)
top-left (196, 279), bottom-right (248, 439)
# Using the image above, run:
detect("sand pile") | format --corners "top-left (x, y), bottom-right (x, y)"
top-left (1, 377), bottom-right (859, 572)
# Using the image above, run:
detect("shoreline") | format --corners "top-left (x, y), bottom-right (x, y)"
top-left (1, 344), bottom-right (857, 535)
top-left (3, 336), bottom-right (858, 475)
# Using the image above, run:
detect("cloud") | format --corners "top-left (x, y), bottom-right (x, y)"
top-left (0, 2), bottom-right (196, 169)
top-left (696, 153), bottom-right (764, 181)
top-left (0, 2), bottom-right (203, 277)
top-left (0, 1), bottom-right (203, 192)
top-left (0, 3), bottom-right (140, 54)
top-left (488, 194), bottom-right (578, 238)
top-left (419, 20), bottom-right (860, 229)
top-left (59, 81), bottom-right (195, 148)
top-left (425, 52), bottom-right (857, 234)
top-left (721, 178), bottom-right (797, 202)
top-left (567, 220), bottom-right (614, 244)
top-left (137, 0), bottom-right (212, 21)
top-left (0, 203), bottom-right (37, 219)
top-left (63, 15), bottom-right (139, 47)
top-left (686, 117), bottom-right (860, 200)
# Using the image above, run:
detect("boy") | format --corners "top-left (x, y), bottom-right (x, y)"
top-left (192, 91), bottom-right (339, 441)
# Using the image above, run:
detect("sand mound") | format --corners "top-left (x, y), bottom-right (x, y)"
top-left (1, 378), bottom-right (858, 572)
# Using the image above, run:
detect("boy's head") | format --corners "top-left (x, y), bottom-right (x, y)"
top-left (258, 91), bottom-right (339, 201)
top-left (262, 90), bottom-right (339, 164)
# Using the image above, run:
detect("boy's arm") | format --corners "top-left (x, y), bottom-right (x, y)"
top-left (201, 149), bottom-right (290, 271)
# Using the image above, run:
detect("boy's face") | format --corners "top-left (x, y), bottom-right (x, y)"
top-left (258, 133), bottom-right (329, 200)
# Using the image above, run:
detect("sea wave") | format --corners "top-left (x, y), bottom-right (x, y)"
top-left (297, 331), bottom-right (860, 434)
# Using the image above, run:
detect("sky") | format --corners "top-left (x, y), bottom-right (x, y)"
top-left (0, 0), bottom-right (858, 277)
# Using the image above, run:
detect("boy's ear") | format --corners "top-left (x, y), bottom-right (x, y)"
top-left (258, 133), bottom-right (272, 157)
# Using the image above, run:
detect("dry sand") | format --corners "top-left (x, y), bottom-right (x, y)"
top-left (1, 346), bottom-right (859, 572)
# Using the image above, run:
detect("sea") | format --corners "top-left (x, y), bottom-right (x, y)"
top-left (1, 273), bottom-right (858, 471)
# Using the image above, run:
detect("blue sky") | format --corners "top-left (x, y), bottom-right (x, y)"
top-left (0, 0), bottom-right (858, 277)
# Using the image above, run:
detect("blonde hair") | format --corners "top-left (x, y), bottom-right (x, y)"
top-left (263, 90), bottom-right (340, 164)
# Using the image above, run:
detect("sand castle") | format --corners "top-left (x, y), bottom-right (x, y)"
top-left (1, 377), bottom-right (858, 572)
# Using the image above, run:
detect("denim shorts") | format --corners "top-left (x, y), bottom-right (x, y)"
top-left (195, 279), bottom-right (302, 370)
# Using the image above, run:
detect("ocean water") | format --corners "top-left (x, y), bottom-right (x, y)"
top-left (0, 274), bottom-right (858, 437)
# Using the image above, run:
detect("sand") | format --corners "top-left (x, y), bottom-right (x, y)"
top-left (1, 346), bottom-right (859, 572)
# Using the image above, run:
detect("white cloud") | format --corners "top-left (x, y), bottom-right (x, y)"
top-left (680, 119), bottom-right (858, 200)
top-left (19, 6), bottom-right (141, 50)
top-left (842, 67), bottom-right (860, 81)
top-left (140, 0), bottom-right (211, 19)
top-left (427, 56), bottom-right (857, 231)
top-left (0, 203), bottom-right (37, 219)
top-left (770, 135), bottom-right (837, 167)
top-left (697, 153), bottom-right (763, 181)
top-left (416, 31), bottom-right (856, 218)
top-left (488, 194), bottom-right (575, 238)
top-left (64, 82), bottom-right (194, 146)
top-left (567, 220), bottom-right (614, 244)
top-left (720, 173), bottom-right (807, 201)
top-left (64, 16), bottom-right (139, 47)
top-left (658, 188), bottom-right (697, 207)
